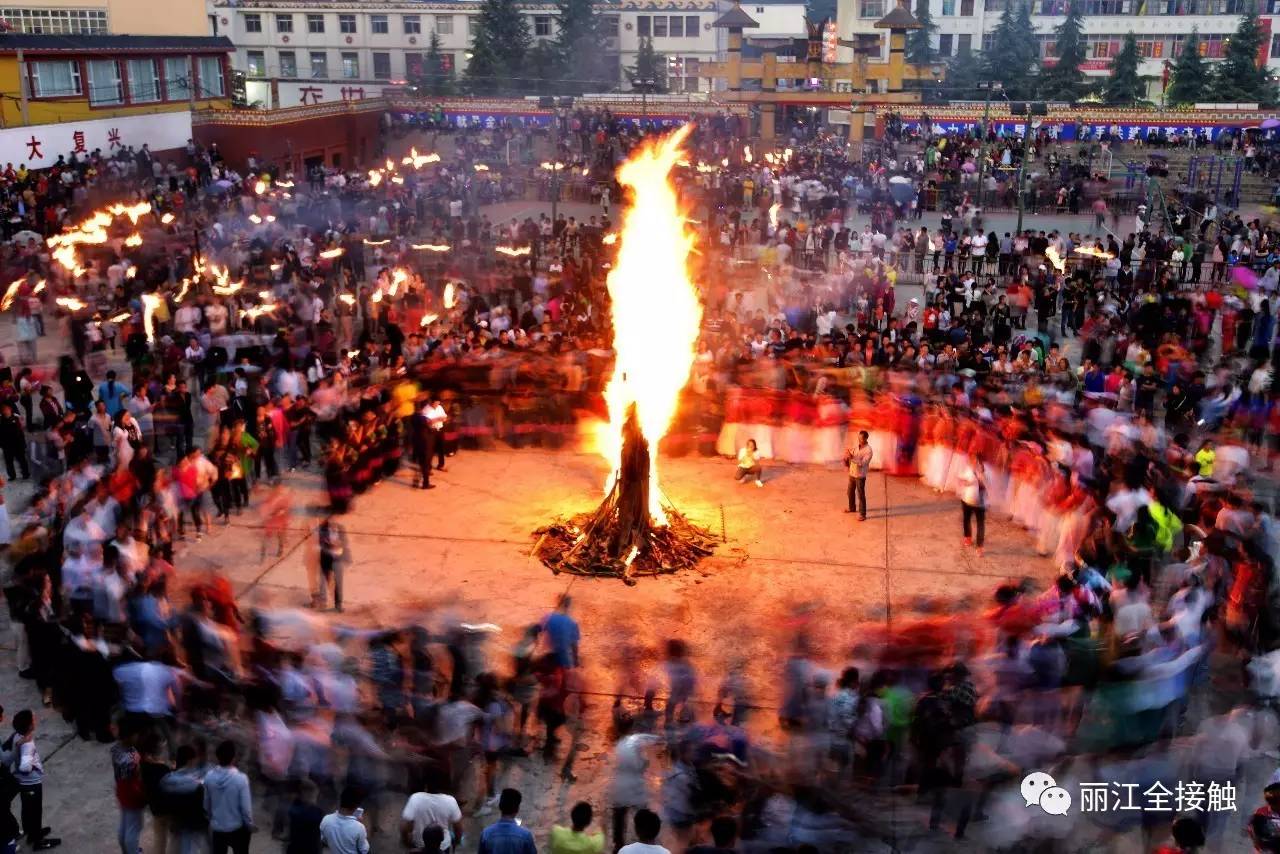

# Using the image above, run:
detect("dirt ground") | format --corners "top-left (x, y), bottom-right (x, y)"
top-left (13, 448), bottom-right (1268, 853)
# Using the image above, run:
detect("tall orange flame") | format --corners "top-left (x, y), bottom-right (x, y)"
top-left (599, 126), bottom-right (702, 524)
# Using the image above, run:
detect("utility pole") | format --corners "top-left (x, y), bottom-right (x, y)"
top-left (974, 81), bottom-right (1001, 210)
top-left (1012, 101), bottom-right (1048, 233)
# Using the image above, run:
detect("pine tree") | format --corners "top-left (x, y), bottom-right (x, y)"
top-left (946, 49), bottom-right (986, 100)
top-left (464, 0), bottom-right (531, 94)
top-left (415, 31), bottom-right (454, 95)
top-left (551, 0), bottom-right (611, 94)
top-left (1213, 11), bottom-right (1276, 104)
top-left (906, 0), bottom-right (936, 66)
top-left (524, 40), bottom-right (559, 89)
top-left (1104, 32), bottom-right (1144, 104)
top-left (985, 2), bottom-right (1038, 98)
top-left (628, 36), bottom-right (667, 92)
top-left (1040, 2), bottom-right (1085, 101)
top-left (1165, 29), bottom-right (1209, 106)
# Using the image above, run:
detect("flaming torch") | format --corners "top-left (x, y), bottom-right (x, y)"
top-left (533, 126), bottom-right (714, 583)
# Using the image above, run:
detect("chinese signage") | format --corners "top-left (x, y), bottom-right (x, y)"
top-left (903, 119), bottom-right (1236, 141)
top-left (274, 81), bottom-right (382, 109)
top-left (397, 110), bottom-right (689, 131)
top-left (0, 111), bottom-right (194, 170)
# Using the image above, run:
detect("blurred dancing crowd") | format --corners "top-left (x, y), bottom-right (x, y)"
top-left (0, 107), bottom-right (1274, 854)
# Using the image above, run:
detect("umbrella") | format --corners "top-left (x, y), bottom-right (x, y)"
top-left (888, 181), bottom-right (915, 205)
top-left (1263, 118), bottom-right (1280, 130)
top-left (888, 175), bottom-right (912, 184)
top-left (1231, 265), bottom-right (1260, 289)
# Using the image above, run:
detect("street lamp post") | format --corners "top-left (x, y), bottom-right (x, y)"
top-left (634, 77), bottom-right (657, 126)
top-left (1014, 104), bottom-right (1048, 233)
top-left (974, 81), bottom-right (1001, 210)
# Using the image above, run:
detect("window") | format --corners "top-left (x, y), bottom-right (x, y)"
top-left (341, 51), bottom-right (358, 77)
top-left (243, 13), bottom-right (261, 32)
top-left (371, 14), bottom-right (388, 33)
top-left (86, 58), bottom-right (122, 105)
top-left (602, 16), bottom-right (619, 37)
top-left (468, 16), bottom-right (477, 36)
top-left (939, 33), bottom-right (953, 55)
top-left (1038, 34), bottom-right (1057, 57)
top-left (306, 14), bottom-right (324, 33)
top-left (0, 7), bottom-right (106, 34)
top-left (279, 50), bottom-right (296, 77)
top-left (435, 15), bottom-right (453, 34)
top-left (372, 51), bottom-right (391, 78)
top-left (669, 15), bottom-right (683, 36)
top-left (29, 59), bottom-right (81, 97)
top-left (1273, 33), bottom-right (1280, 58)
top-left (859, 0), bottom-right (885, 15)
top-left (164, 56), bottom-right (189, 100)
top-left (1198, 33), bottom-right (1226, 57)
top-left (637, 15), bottom-right (650, 36)
top-left (685, 15), bottom-right (699, 35)
top-left (941, 0), bottom-right (955, 13)
top-left (534, 15), bottom-right (552, 35)
top-left (244, 51), bottom-right (266, 77)
top-left (653, 14), bottom-right (667, 36)
top-left (981, 32), bottom-right (995, 51)
top-left (1082, 0), bottom-right (1131, 11)
top-left (197, 56), bottom-right (224, 97)
top-left (275, 13), bottom-right (292, 33)
top-left (961, 0), bottom-right (974, 12)
top-left (338, 14), bottom-right (355, 33)
top-left (126, 57), bottom-right (160, 101)
top-left (957, 33), bottom-right (972, 54)
top-left (310, 51), bottom-right (328, 78)
top-left (403, 14), bottom-right (420, 34)
top-left (1137, 37), bottom-right (1164, 58)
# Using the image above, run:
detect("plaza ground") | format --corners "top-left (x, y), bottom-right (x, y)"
top-left (1, 447), bottom-right (1273, 852)
top-left (0, 449), bottom-right (1067, 853)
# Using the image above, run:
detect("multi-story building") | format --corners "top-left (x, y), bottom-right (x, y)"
top-left (211, 0), bottom-right (734, 107)
top-left (0, 0), bottom-right (231, 167)
top-left (837, 0), bottom-right (1280, 99)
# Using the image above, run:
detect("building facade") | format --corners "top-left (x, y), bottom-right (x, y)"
top-left (0, 0), bottom-right (208, 37)
top-left (0, 0), bottom-right (231, 167)
top-left (210, 0), bottom-right (729, 106)
top-left (837, 0), bottom-right (1280, 99)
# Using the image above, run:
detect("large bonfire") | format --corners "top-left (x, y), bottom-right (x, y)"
top-left (534, 126), bottom-right (716, 583)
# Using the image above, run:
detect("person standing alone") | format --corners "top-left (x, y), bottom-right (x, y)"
top-left (959, 458), bottom-right (987, 556)
top-left (845, 430), bottom-right (873, 521)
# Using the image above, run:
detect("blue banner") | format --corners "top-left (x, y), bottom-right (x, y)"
top-left (902, 120), bottom-right (1235, 141)
top-left (399, 110), bottom-right (691, 131)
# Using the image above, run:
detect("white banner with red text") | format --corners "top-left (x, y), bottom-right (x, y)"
top-left (0, 111), bottom-right (194, 170)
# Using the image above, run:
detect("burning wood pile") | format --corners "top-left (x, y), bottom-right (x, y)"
top-left (533, 127), bottom-right (715, 584)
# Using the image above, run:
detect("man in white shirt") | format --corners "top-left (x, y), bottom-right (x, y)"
top-left (619, 809), bottom-right (671, 854)
top-left (422, 399), bottom-right (448, 471)
top-left (400, 775), bottom-right (464, 851)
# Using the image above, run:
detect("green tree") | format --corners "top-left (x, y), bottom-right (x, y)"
top-left (523, 40), bottom-right (560, 89)
top-left (464, 0), bottom-right (531, 94)
top-left (1213, 10), bottom-right (1276, 104)
top-left (906, 0), bottom-right (936, 66)
top-left (413, 31), bottom-right (454, 95)
top-left (945, 49), bottom-right (986, 100)
top-left (1165, 28), bottom-right (1209, 106)
top-left (551, 0), bottom-right (612, 93)
top-left (1039, 2), bottom-right (1085, 101)
top-left (627, 36), bottom-right (667, 92)
top-left (985, 2), bottom-right (1038, 98)
top-left (1104, 32), bottom-right (1144, 104)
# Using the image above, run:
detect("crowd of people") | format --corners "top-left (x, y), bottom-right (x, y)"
top-left (0, 101), bottom-right (1273, 854)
